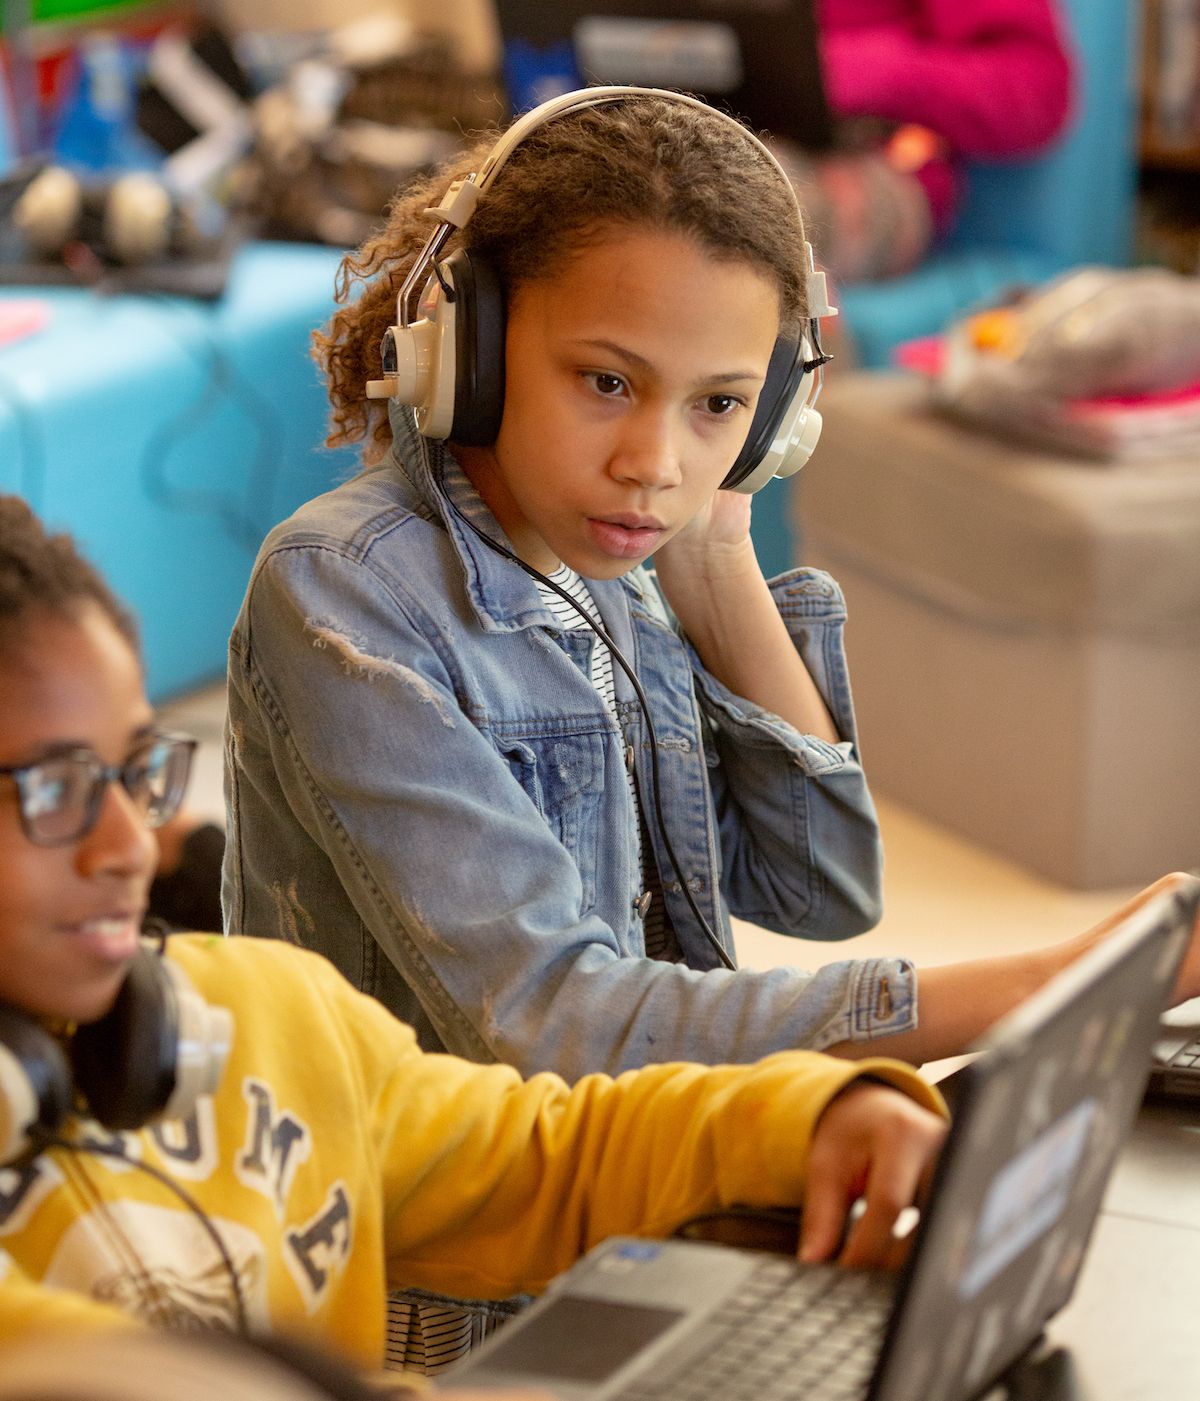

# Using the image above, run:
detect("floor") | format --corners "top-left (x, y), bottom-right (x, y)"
top-left (161, 682), bottom-right (1145, 974)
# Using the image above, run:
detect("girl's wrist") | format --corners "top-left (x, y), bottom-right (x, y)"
top-left (655, 534), bottom-right (762, 594)
top-left (659, 568), bottom-right (784, 668)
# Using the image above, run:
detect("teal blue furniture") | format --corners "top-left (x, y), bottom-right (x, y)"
top-left (0, 241), bottom-right (355, 700)
top-left (753, 0), bottom-right (1139, 577)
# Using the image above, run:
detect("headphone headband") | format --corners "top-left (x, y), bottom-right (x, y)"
top-left (395, 86), bottom-right (834, 332)
top-left (476, 86), bottom-right (802, 206)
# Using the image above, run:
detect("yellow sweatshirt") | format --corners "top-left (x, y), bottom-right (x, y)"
top-left (0, 936), bottom-right (943, 1365)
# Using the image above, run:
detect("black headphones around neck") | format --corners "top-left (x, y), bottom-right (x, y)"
top-left (365, 85), bottom-right (836, 495)
top-left (0, 944), bottom-right (232, 1166)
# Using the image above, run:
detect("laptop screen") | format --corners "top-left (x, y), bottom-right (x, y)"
top-left (870, 884), bottom-right (1194, 1401)
top-left (493, 0), bottom-right (835, 149)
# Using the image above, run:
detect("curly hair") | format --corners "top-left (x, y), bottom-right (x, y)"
top-left (313, 93), bottom-right (811, 455)
top-left (0, 495), bottom-right (139, 659)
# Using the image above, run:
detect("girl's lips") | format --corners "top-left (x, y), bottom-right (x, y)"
top-left (587, 517), bottom-right (666, 559)
top-left (65, 915), bottom-right (143, 963)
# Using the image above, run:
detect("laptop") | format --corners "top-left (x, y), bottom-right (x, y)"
top-left (1147, 993), bottom-right (1200, 1101)
top-left (449, 877), bottom-right (1199, 1401)
top-left (492, 0), bottom-right (835, 149)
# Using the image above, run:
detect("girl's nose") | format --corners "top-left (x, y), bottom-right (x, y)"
top-left (609, 409), bottom-right (683, 490)
top-left (76, 781), bottom-right (158, 884)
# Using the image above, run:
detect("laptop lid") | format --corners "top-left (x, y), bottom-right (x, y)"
top-left (493, 0), bottom-right (834, 149)
top-left (869, 876), bottom-right (1197, 1401)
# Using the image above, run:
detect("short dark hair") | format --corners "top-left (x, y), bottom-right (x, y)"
top-left (0, 496), bottom-right (139, 658)
top-left (315, 92), bottom-right (811, 455)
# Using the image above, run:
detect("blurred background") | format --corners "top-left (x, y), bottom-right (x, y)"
top-left (2, 0), bottom-right (1197, 945)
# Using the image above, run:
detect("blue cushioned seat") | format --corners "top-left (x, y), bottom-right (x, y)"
top-left (0, 241), bottom-right (355, 700)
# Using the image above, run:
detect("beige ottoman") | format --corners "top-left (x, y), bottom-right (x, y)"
top-left (801, 372), bottom-right (1200, 889)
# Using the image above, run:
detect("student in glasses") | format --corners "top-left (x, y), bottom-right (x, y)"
top-left (0, 494), bottom-right (949, 1364)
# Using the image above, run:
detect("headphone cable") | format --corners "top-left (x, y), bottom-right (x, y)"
top-left (440, 478), bottom-right (737, 971)
top-left (34, 1129), bottom-right (250, 1335)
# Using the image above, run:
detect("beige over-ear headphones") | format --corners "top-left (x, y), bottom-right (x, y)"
top-left (366, 85), bottom-right (837, 494)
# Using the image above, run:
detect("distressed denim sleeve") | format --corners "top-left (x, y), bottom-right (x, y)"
top-left (227, 545), bottom-right (914, 1080)
top-left (686, 567), bottom-right (885, 940)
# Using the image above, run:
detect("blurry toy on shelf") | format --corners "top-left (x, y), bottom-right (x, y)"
top-left (895, 266), bottom-right (1200, 462)
top-left (1135, 0), bottom-right (1200, 275)
top-left (0, 10), bottom-right (248, 295)
top-left (1, 154), bottom-right (236, 294)
top-left (0, 5), bottom-right (501, 289)
top-left (1140, 0), bottom-right (1200, 168)
top-left (240, 11), bottom-right (500, 249)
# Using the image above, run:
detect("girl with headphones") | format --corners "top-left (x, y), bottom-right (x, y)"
top-left (226, 88), bottom-right (904, 1080)
top-left (0, 494), bottom-right (950, 1356)
top-left (227, 88), bottom-right (1200, 1087)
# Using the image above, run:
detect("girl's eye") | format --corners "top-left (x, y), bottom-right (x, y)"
top-left (703, 394), bottom-right (744, 417)
top-left (586, 372), bottom-right (627, 397)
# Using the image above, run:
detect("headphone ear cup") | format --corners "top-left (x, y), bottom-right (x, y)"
top-left (104, 172), bottom-right (175, 264)
top-left (723, 334), bottom-right (807, 492)
top-left (444, 247), bottom-right (507, 447)
top-left (70, 949), bottom-right (233, 1133)
top-left (728, 400), bottom-right (823, 497)
top-left (723, 333), bottom-right (825, 495)
top-left (383, 248), bottom-right (506, 443)
top-left (0, 1006), bottom-right (74, 1165)
top-left (12, 165), bottom-right (83, 256)
top-left (71, 949), bottom-right (179, 1131)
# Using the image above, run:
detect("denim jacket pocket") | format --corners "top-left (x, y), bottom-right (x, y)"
top-left (497, 730), bottom-right (608, 914)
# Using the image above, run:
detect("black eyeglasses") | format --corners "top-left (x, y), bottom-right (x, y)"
top-left (0, 731), bottom-right (197, 847)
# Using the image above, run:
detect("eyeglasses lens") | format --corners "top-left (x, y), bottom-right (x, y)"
top-left (137, 737), bottom-right (195, 828)
top-left (20, 757), bottom-right (96, 844)
top-left (17, 737), bottom-right (195, 845)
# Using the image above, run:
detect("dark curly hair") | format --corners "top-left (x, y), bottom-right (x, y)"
top-left (0, 495), bottom-right (139, 659)
top-left (314, 93), bottom-right (811, 456)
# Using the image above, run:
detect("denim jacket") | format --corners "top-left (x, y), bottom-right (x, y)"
top-left (224, 410), bottom-right (916, 1078)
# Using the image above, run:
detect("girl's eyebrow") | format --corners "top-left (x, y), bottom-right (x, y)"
top-left (570, 338), bottom-right (765, 385)
top-left (0, 738), bottom-right (101, 773)
top-left (3, 720), bottom-right (158, 769)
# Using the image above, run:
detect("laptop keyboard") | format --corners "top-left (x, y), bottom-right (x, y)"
top-left (615, 1255), bottom-right (896, 1401)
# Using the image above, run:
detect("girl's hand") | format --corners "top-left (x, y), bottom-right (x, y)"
top-left (1070, 872), bottom-right (1200, 1006)
top-left (798, 1081), bottom-right (948, 1271)
top-left (654, 489), bottom-right (758, 595)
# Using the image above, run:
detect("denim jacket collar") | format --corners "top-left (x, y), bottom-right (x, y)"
top-left (384, 399), bottom-right (650, 638)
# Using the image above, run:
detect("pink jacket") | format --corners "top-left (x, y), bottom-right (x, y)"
top-left (818, 0), bottom-right (1074, 228)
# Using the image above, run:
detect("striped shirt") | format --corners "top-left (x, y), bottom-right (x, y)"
top-left (535, 565), bottom-right (680, 962)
